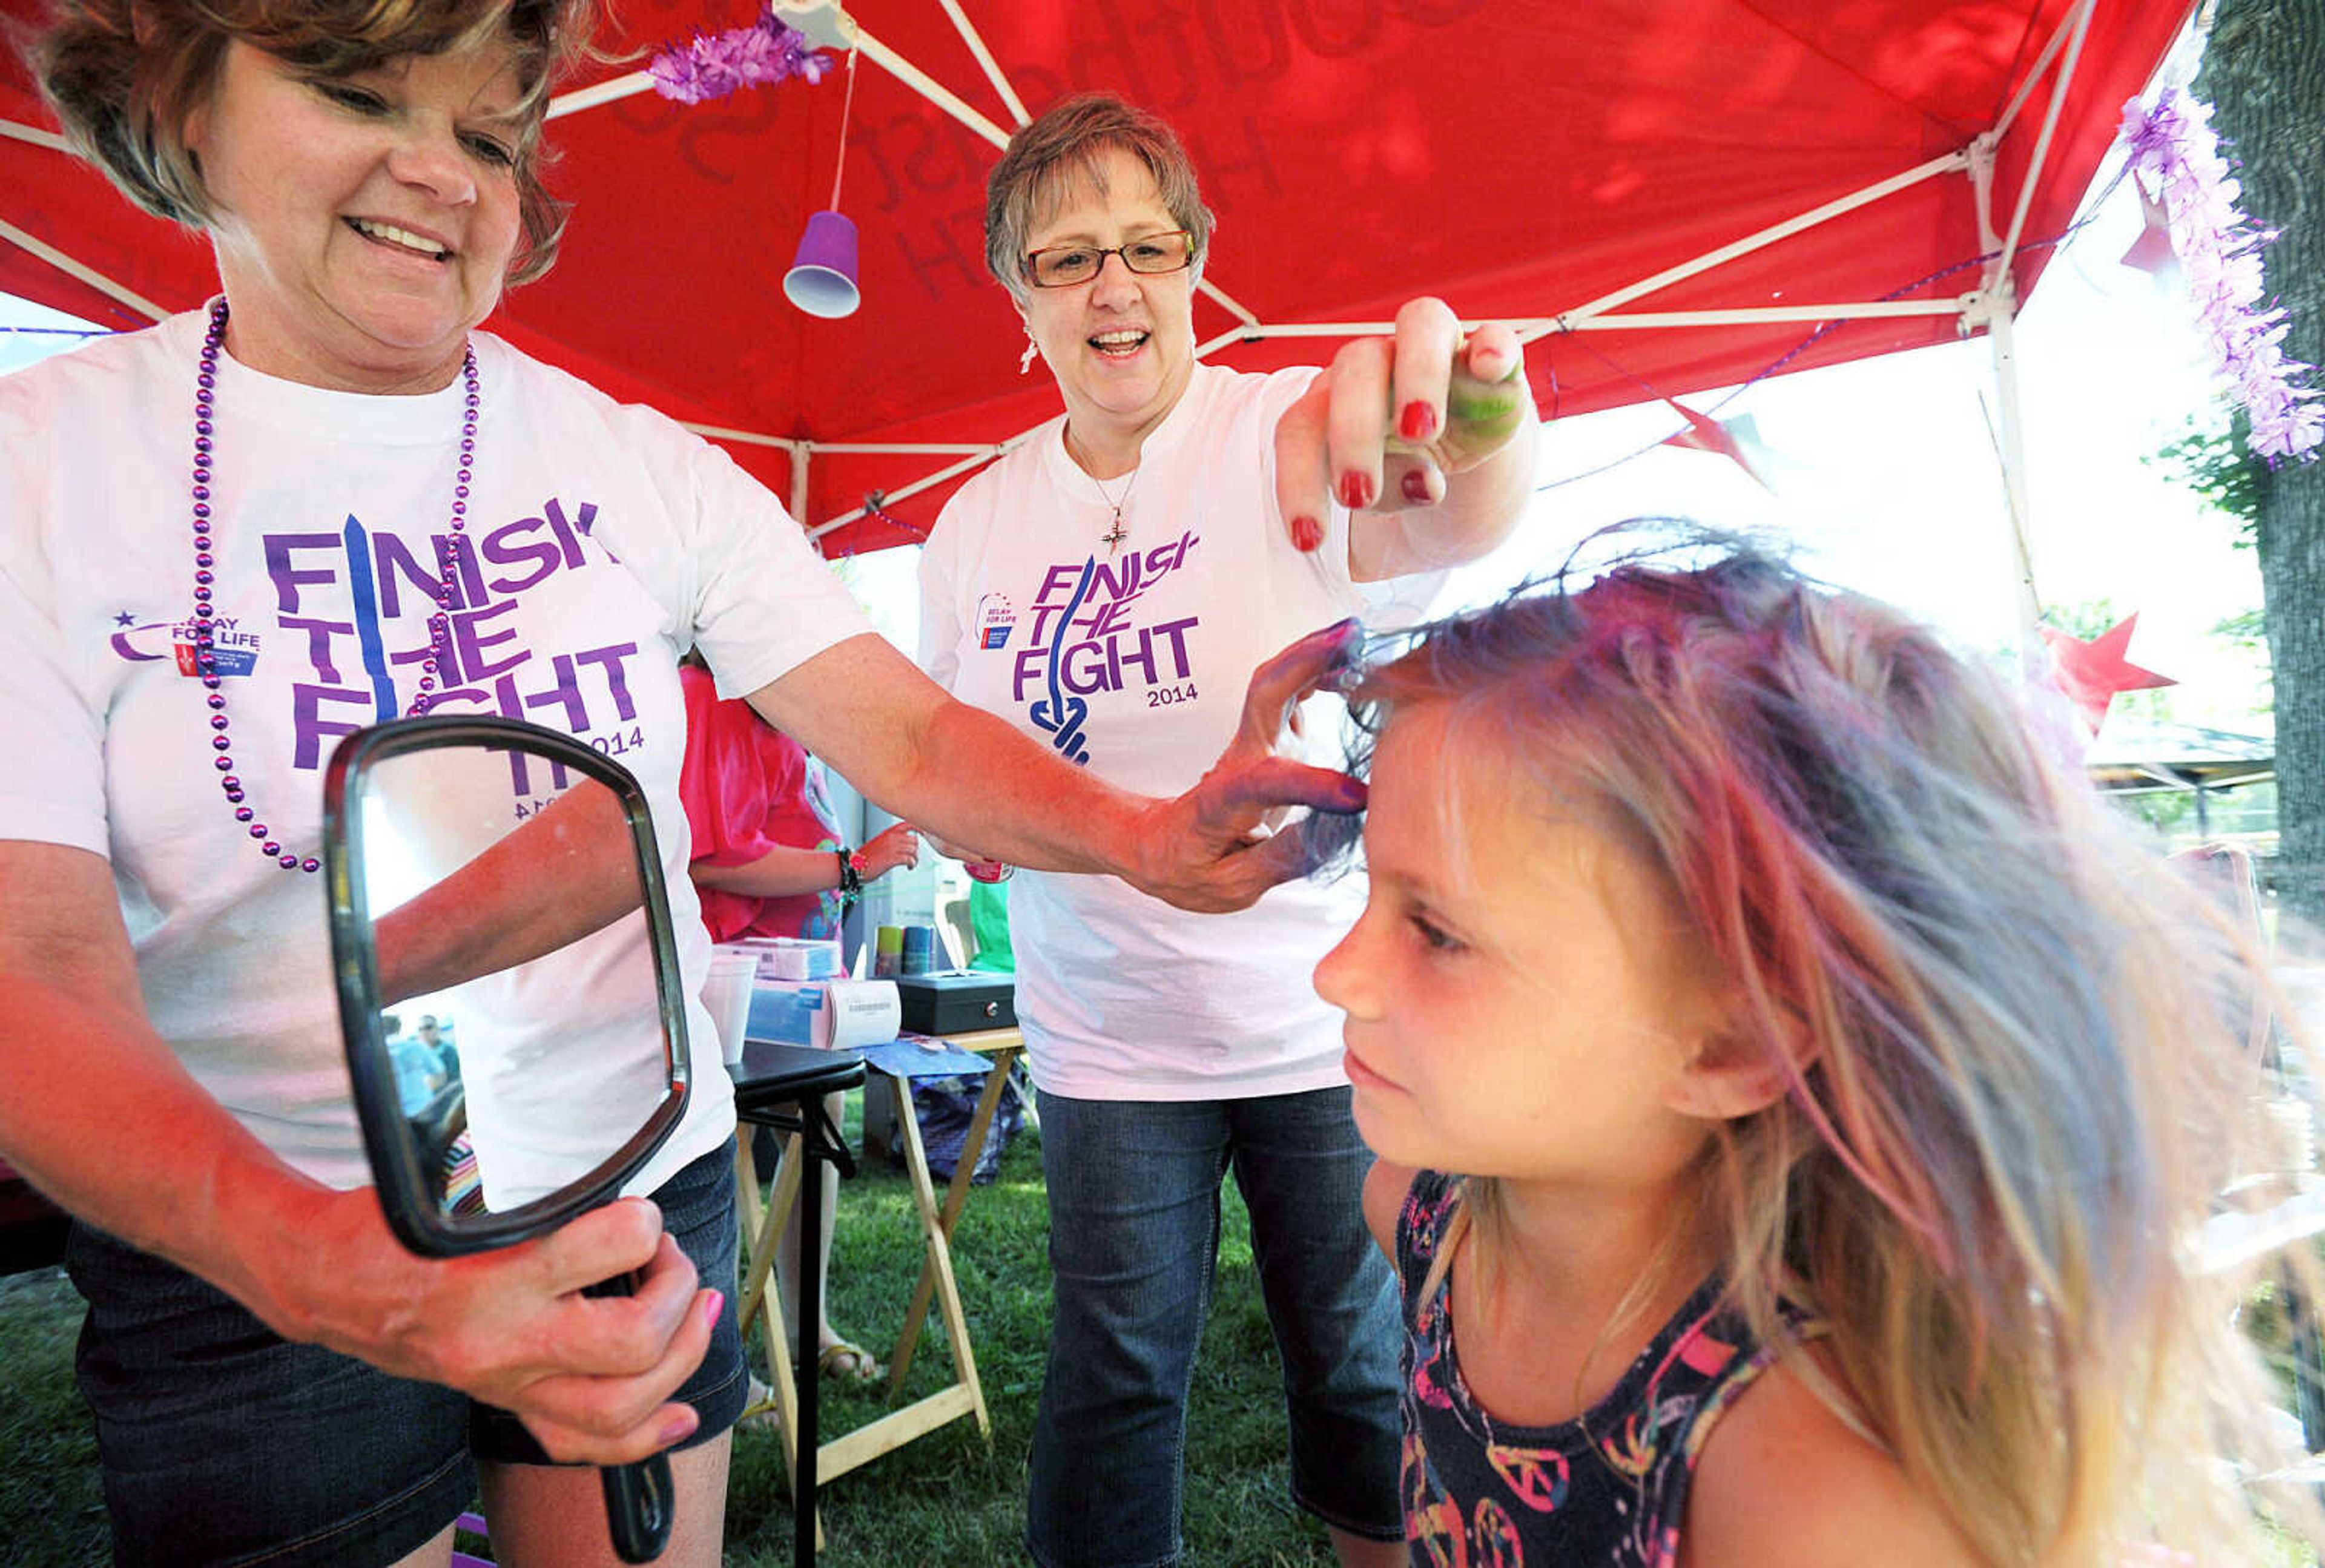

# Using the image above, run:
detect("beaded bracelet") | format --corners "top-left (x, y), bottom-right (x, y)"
top-left (836, 846), bottom-right (864, 904)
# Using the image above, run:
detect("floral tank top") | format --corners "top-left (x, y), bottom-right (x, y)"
top-left (1394, 1168), bottom-right (1795, 1567)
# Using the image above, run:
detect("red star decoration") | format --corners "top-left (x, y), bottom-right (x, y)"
top-left (2040, 613), bottom-right (2176, 734)
top-left (2120, 177), bottom-right (2178, 278)
top-left (1661, 398), bottom-right (1770, 489)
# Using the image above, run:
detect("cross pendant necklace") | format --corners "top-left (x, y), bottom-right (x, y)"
top-left (1091, 464), bottom-right (1138, 558)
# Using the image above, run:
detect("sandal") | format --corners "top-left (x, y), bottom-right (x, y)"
top-left (817, 1340), bottom-right (884, 1385)
top-left (738, 1374), bottom-right (782, 1432)
top-left (735, 1344), bottom-right (883, 1434)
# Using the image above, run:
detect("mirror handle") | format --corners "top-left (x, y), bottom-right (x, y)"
top-left (603, 1452), bottom-right (676, 1563)
top-left (583, 1267), bottom-right (679, 1561)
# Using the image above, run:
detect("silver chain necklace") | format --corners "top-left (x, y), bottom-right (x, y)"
top-left (1092, 465), bottom-right (1138, 557)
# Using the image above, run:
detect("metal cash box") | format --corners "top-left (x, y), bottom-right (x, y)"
top-left (893, 970), bottom-right (1016, 1034)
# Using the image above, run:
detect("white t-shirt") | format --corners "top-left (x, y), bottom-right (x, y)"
top-left (919, 361), bottom-right (1390, 1100)
top-left (0, 306), bottom-right (872, 1193)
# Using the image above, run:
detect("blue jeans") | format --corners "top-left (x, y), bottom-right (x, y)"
top-left (1026, 1087), bottom-right (1402, 1568)
top-left (65, 1139), bottom-right (747, 1568)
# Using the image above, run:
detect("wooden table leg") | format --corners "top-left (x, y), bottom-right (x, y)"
top-left (880, 1067), bottom-right (991, 1437)
top-left (885, 1045), bottom-right (1022, 1393)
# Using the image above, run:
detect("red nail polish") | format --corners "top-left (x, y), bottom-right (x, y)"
top-left (701, 1290), bottom-right (724, 1329)
top-left (1402, 469), bottom-right (1433, 504)
top-left (1400, 401), bottom-right (1436, 442)
top-left (1291, 515), bottom-right (1324, 552)
top-left (1337, 472), bottom-right (1374, 511)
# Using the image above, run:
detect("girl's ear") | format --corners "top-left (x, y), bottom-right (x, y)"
top-left (1664, 1023), bottom-right (1811, 1122)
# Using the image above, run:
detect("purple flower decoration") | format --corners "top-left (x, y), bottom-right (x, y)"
top-left (2121, 88), bottom-right (2321, 463)
top-left (648, 5), bottom-right (833, 107)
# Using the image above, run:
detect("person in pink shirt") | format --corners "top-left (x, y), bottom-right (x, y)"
top-left (677, 659), bottom-right (918, 1385)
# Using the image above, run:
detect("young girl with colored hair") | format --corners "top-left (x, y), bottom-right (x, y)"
top-left (1313, 533), bottom-right (2321, 1566)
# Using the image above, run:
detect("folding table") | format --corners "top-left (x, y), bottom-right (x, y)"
top-left (730, 1023), bottom-right (1024, 1548)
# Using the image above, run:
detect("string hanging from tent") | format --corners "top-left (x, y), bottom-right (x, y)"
top-left (783, 44), bottom-right (863, 319)
top-left (825, 44), bottom-right (859, 214)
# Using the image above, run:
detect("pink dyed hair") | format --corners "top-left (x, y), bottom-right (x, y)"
top-left (1333, 529), bottom-right (2307, 1565)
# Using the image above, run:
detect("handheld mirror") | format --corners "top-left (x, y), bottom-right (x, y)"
top-left (322, 714), bottom-right (693, 1563)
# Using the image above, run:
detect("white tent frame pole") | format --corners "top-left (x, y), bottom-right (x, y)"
top-left (1512, 149), bottom-right (1969, 345)
top-left (842, 22), bottom-right (1014, 150)
top-left (832, 10), bottom-right (1262, 327)
top-left (936, 0), bottom-right (1029, 127)
top-left (681, 423), bottom-right (1017, 460)
top-left (792, 441), bottom-right (1015, 455)
top-left (598, 0), bottom-right (2083, 591)
top-left (1982, 291), bottom-right (2045, 667)
top-left (1, 118), bottom-right (68, 151)
top-left (1993, 0), bottom-right (2097, 142)
top-left (0, 219), bottom-right (167, 320)
top-left (799, 146), bottom-right (2001, 541)
top-left (1198, 297), bottom-right (1968, 354)
top-left (544, 73), bottom-right (648, 119)
top-left (681, 424), bottom-right (805, 452)
top-left (1995, 0), bottom-right (2096, 279)
top-left (1971, 136), bottom-right (2043, 667)
top-left (1967, 0), bottom-right (2096, 672)
top-left (805, 435), bottom-right (1034, 541)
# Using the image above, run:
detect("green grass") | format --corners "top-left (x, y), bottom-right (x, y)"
top-left (0, 1110), bottom-right (1346, 1567)
top-left (0, 1267), bottom-right (108, 1561)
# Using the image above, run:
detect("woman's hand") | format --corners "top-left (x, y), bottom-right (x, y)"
top-left (279, 1188), bottom-right (718, 1465)
top-left (927, 832), bottom-right (1014, 883)
top-left (1119, 618), bottom-right (1370, 912)
top-left (753, 633), bottom-right (1360, 914)
top-left (857, 822), bottom-right (922, 881)
top-left (1273, 297), bottom-right (1536, 564)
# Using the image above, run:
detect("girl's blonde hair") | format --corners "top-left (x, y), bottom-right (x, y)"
top-left (30, 0), bottom-right (605, 285)
top-left (1331, 528), bottom-right (2320, 1566)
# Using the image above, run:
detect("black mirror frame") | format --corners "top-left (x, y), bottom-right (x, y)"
top-left (322, 714), bottom-right (693, 1258)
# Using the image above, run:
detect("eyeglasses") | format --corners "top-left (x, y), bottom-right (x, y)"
top-left (1023, 231), bottom-right (1195, 289)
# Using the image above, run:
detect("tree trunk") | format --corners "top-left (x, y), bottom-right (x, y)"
top-left (2197, 0), bottom-right (2325, 920)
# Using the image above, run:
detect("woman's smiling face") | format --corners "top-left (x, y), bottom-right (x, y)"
top-left (186, 39), bottom-right (530, 392)
top-left (1015, 145), bottom-right (1200, 463)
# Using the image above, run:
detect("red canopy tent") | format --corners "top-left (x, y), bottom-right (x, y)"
top-left (0, 0), bottom-right (2193, 596)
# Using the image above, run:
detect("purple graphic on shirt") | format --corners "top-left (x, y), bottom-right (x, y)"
top-left (1009, 530), bottom-right (1202, 766)
top-left (271, 498), bottom-right (647, 768)
top-left (114, 495), bottom-right (651, 778)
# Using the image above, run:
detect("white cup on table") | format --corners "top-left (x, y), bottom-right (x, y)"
top-left (701, 944), bottom-right (758, 1067)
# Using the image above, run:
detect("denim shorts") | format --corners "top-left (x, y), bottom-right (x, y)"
top-left (1025, 1086), bottom-right (1403, 1568)
top-left (65, 1138), bottom-right (746, 1568)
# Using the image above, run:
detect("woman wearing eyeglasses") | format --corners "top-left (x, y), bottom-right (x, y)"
top-left (915, 94), bottom-right (1538, 1568)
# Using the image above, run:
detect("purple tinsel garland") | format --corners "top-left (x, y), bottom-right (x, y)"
top-left (2120, 88), bottom-right (2322, 463)
top-left (648, 5), bottom-right (832, 106)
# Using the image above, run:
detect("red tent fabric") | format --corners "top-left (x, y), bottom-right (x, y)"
top-left (0, 0), bottom-right (2193, 555)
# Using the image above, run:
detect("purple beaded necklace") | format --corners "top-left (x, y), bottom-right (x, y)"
top-left (191, 297), bottom-right (480, 874)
